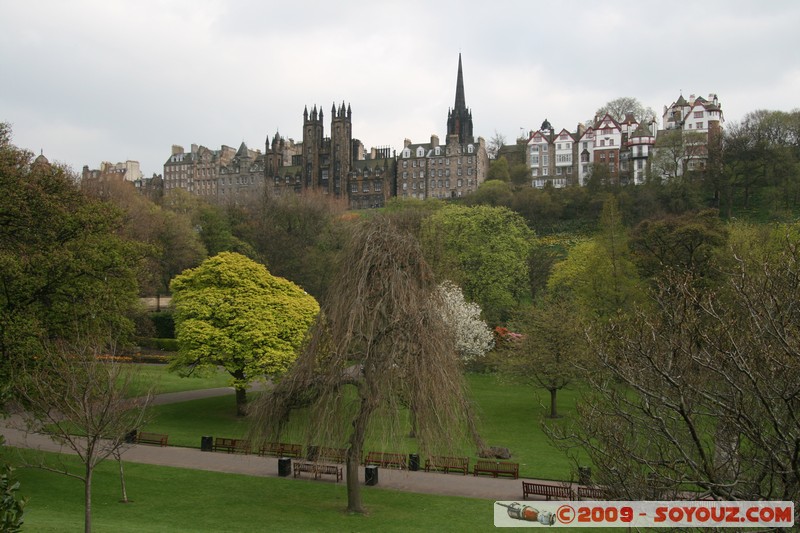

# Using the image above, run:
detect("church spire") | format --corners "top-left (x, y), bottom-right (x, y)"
top-left (454, 53), bottom-right (466, 113)
top-left (446, 53), bottom-right (473, 144)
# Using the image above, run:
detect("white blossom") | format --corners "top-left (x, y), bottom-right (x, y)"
top-left (437, 280), bottom-right (494, 361)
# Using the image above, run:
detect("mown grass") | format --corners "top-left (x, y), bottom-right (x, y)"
top-left (140, 372), bottom-right (588, 481)
top-left (9, 448), bottom-right (614, 533)
top-left (124, 364), bottom-right (231, 397)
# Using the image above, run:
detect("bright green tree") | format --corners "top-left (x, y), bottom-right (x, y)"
top-left (170, 252), bottom-right (319, 415)
top-left (421, 205), bottom-right (534, 324)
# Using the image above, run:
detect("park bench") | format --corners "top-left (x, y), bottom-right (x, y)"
top-left (424, 455), bottom-right (470, 475)
top-left (213, 437), bottom-right (251, 454)
top-left (134, 431), bottom-right (168, 447)
top-left (364, 451), bottom-right (406, 469)
top-left (577, 486), bottom-right (606, 500)
top-left (258, 442), bottom-right (303, 458)
top-left (473, 460), bottom-right (519, 479)
top-left (522, 481), bottom-right (575, 500)
top-left (293, 446), bottom-right (346, 482)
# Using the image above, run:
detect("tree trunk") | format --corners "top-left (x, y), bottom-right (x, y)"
top-left (118, 456), bottom-right (129, 503)
top-left (346, 394), bottom-right (375, 514)
top-left (235, 385), bottom-right (247, 417)
top-left (548, 388), bottom-right (559, 419)
top-left (85, 464), bottom-right (93, 533)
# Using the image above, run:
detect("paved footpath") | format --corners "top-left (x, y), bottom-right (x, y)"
top-left (1, 386), bottom-right (557, 502)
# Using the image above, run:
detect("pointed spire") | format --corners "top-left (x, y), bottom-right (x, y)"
top-left (304, 105), bottom-right (308, 120)
top-left (454, 53), bottom-right (466, 113)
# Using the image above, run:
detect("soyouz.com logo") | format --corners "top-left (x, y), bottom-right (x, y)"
top-left (493, 501), bottom-right (794, 528)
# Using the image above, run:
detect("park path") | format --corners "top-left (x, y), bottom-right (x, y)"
top-left (1, 385), bottom-right (551, 502)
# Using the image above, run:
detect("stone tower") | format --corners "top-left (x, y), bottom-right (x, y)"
top-left (303, 105), bottom-right (324, 188)
top-left (330, 101), bottom-right (353, 195)
top-left (446, 54), bottom-right (474, 144)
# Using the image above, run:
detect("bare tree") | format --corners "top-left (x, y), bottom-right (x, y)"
top-left (248, 215), bottom-right (480, 514)
top-left (549, 227), bottom-right (800, 507)
top-left (13, 340), bottom-right (153, 533)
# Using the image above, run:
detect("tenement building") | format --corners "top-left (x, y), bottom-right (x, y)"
top-left (397, 54), bottom-right (488, 199)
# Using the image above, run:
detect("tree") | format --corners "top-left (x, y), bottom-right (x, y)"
top-left (550, 223), bottom-right (800, 503)
top-left (421, 205), bottom-right (535, 325)
top-left (0, 123), bottom-right (143, 402)
top-left (547, 197), bottom-right (644, 320)
top-left (487, 130), bottom-right (507, 160)
top-left (437, 281), bottom-right (494, 363)
top-left (169, 252), bottom-right (319, 415)
top-left (502, 294), bottom-right (586, 419)
top-left (248, 216), bottom-right (479, 514)
top-left (487, 156), bottom-right (511, 182)
top-left (593, 96), bottom-right (656, 125)
top-left (464, 179), bottom-right (513, 207)
top-left (0, 443), bottom-right (26, 533)
top-left (13, 340), bottom-right (152, 533)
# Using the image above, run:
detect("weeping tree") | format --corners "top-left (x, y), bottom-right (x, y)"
top-left (248, 215), bottom-right (480, 514)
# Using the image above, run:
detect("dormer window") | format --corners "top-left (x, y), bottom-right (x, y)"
top-left (402, 149), bottom-right (411, 158)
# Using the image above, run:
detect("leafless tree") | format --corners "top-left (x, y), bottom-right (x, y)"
top-left (548, 228), bottom-right (800, 511)
top-left (12, 339), bottom-right (153, 533)
top-left (248, 215), bottom-right (480, 513)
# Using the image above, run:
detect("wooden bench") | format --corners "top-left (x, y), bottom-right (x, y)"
top-left (364, 451), bottom-right (406, 469)
top-left (473, 460), bottom-right (519, 479)
top-left (259, 442), bottom-right (303, 458)
top-left (424, 455), bottom-right (469, 475)
top-left (577, 486), bottom-right (606, 500)
top-left (522, 481), bottom-right (575, 500)
top-left (292, 461), bottom-right (343, 482)
top-left (317, 447), bottom-right (347, 464)
top-left (213, 437), bottom-right (251, 454)
top-left (135, 431), bottom-right (168, 447)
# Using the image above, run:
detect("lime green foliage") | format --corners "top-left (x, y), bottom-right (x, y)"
top-left (170, 252), bottom-right (319, 412)
top-left (422, 205), bottom-right (535, 324)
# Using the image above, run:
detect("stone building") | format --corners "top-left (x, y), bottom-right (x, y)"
top-left (397, 54), bottom-right (488, 199)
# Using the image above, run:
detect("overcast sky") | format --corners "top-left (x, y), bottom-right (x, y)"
top-left (2, 0), bottom-right (798, 177)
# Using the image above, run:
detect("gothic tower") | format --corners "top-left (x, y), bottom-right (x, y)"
top-left (303, 105), bottom-right (324, 188)
top-left (330, 101), bottom-right (353, 196)
top-left (265, 131), bottom-right (283, 177)
top-left (446, 54), bottom-right (474, 144)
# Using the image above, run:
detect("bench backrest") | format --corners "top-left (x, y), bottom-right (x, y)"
top-left (318, 447), bottom-right (346, 463)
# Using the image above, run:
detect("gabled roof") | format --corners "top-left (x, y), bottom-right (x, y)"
top-left (630, 121), bottom-right (654, 139)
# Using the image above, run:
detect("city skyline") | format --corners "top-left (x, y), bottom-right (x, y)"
top-left (1, 0), bottom-right (798, 177)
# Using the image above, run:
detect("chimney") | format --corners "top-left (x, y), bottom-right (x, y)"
top-left (404, 138), bottom-right (412, 148)
top-left (172, 145), bottom-right (184, 155)
top-left (431, 134), bottom-right (440, 147)
top-left (191, 144), bottom-right (198, 154)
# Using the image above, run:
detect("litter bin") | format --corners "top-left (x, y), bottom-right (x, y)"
top-left (408, 453), bottom-right (420, 471)
top-left (124, 429), bottom-right (137, 444)
top-left (365, 465), bottom-right (379, 486)
top-left (278, 457), bottom-right (292, 477)
top-left (578, 466), bottom-right (591, 485)
top-left (201, 435), bottom-right (213, 452)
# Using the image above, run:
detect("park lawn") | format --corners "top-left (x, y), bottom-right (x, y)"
top-left (141, 373), bottom-right (589, 481)
top-left (124, 364), bottom-right (231, 397)
top-left (11, 449), bottom-right (500, 533)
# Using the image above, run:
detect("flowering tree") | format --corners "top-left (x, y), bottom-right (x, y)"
top-left (438, 281), bottom-right (494, 362)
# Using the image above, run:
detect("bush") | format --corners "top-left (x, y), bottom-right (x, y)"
top-left (135, 337), bottom-right (179, 352)
top-left (149, 312), bottom-right (175, 339)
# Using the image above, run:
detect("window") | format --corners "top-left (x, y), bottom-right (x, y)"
top-left (430, 179), bottom-right (435, 189)
top-left (694, 111), bottom-right (704, 118)
top-left (402, 183), bottom-right (407, 190)
top-left (531, 155), bottom-right (539, 165)
top-left (556, 167), bottom-right (563, 175)
top-left (609, 139), bottom-right (614, 146)
top-left (600, 140), bottom-right (606, 147)
top-left (457, 179), bottom-right (463, 187)
top-left (543, 155), bottom-right (548, 166)
top-left (542, 145), bottom-right (548, 152)
top-left (420, 171), bottom-right (425, 178)
top-left (531, 168), bottom-right (538, 176)
top-left (363, 182), bottom-right (369, 192)
top-left (543, 168), bottom-right (549, 176)
top-left (697, 122), bottom-right (704, 129)
top-left (445, 179), bottom-right (450, 188)
top-left (403, 160), bottom-right (408, 168)
top-left (531, 146), bottom-right (539, 153)
top-left (351, 183), bottom-right (358, 193)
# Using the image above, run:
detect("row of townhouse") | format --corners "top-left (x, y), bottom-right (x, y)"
top-left (526, 93), bottom-right (724, 189)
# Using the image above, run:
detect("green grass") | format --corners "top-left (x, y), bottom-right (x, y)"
top-left (141, 373), bottom-right (588, 481)
top-left (11, 449), bottom-right (500, 533)
top-left (125, 364), bottom-right (232, 397)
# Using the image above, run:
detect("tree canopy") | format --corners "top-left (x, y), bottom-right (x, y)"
top-left (169, 252), bottom-right (319, 415)
top-left (421, 205), bottom-right (535, 324)
top-left (0, 123), bottom-right (142, 401)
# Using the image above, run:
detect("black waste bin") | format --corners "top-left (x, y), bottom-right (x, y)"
top-left (365, 465), bottom-right (379, 486)
top-left (408, 453), bottom-right (420, 471)
top-left (578, 466), bottom-right (591, 485)
top-left (278, 457), bottom-right (292, 477)
top-left (201, 435), bottom-right (213, 452)
top-left (124, 429), bottom-right (137, 444)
